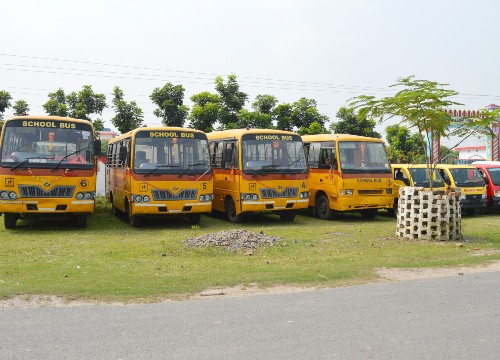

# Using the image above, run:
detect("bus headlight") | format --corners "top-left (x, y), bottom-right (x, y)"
top-left (84, 192), bottom-right (92, 200)
top-left (76, 192), bottom-right (94, 200)
top-left (1, 191), bottom-right (18, 200)
top-left (131, 194), bottom-right (150, 202)
top-left (76, 192), bottom-right (84, 200)
top-left (143, 195), bottom-right (150, 202)
top-left (340, 189), bottom-right (354, 196)
top-left (241, 193), bottom-right (258, 201)
top-left (299, 191), bottom-right (310, 198)
top-left (482, 194), bottom-right (486, 199)
top-left (386, 188), bottom-right (393, 194)
top-left (199, 194), bottom-right (213, 202)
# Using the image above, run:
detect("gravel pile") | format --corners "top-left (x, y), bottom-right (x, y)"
top-left (184, 229), bottom-right (281, 252)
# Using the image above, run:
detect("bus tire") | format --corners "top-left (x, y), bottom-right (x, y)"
top-left (4, 213), bottom-right (18, 229)
top-left (187, 213), bottom-right (202, 225)
top-left (279, 211), bottom-right (296, 222)
top-left (75, 215), bottom-right (87, 228)
top-left (225, 196), bottom-right (243, 223)
top-left (316, 193), bottom-right (332, 220)
top-left (361, 209), bottom-right (378, 219)
top-left (127, 201), bottom-right (143, 227)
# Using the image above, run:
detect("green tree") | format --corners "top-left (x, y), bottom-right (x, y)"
top-left (43, 88), bottom-right (68, 117)
top-left (385, 124), bottom-right (424, 163)
top-left (0, 90), bottom-right (13, 128)
top-left (291, 98), bottom-right (328, 133)
top-left (111, 86), bottom-right (144, 134)
top-left (330, 107), bottom-right (381, 138)
top-left (275, 103), bottom-right (293, 131)
top-left (349, 76), bottom-right (462, 190)
top-left (188, 92), bottom-right (220, 132)
top-left (13, 99), bottom-right (30, 116)
top-left (215, 74), bottom-right (248, 129)
top-left (298, 121), bottom-right (330, 135)
top-left (150, 83), bottom-right (189, 127)
top-left (43, 86), bottom-right (107, 129)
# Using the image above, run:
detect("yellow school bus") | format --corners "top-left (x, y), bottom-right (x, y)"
top-left (391, 164), bottom-right (446, 216)
top-left (0, 116), bottom-right (101, 228)
top-left (207, 129), bottom-right (309, 222)
top-left (302, 134), bottom-right (393, 219)
top-left (106, 127), bottom-right (213, 226)
top-left (435, 164), bottom-right (487, 214)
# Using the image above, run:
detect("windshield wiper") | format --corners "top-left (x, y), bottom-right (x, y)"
top-left (281, 159), bottom-right (302, 176)
top-left (10, 155), bottom-right (55, 170)
top-left (144, 164), bottom-right (180, 177)
top-left (52, 145), bottom-right (91, 171)
top-left (178, 163), bottom-right (207, 178)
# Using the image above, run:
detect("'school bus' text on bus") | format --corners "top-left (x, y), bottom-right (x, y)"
top-left (105, 127), bottom-right (213, 226)
top-left (207, 128), bottom-right (310, 223)
top-left (303, 134), bottom-right (393, 220)
top-left (0, 116), bottom-right (101, 228)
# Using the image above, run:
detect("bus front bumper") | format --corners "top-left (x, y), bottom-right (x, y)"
top-left (131, 202), bottom-right (212, 215)
top-left (0, 199), bottom-right (95, 214)
top-left (241, 198), bottom-right (309, 213)
top-left (331, 196), bottom-right (394, 212)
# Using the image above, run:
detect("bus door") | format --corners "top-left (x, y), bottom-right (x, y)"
top-left (116, 138), bottom-right (131, 211)
top-left (222, 140), bottom-right (240, 208)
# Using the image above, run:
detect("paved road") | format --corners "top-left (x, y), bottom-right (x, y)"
top-left (1, 272), bottom-right (499, 360)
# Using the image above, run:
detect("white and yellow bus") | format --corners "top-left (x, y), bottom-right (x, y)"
top-left (106, 127), bottom-right (213, 226)
top-left (0, 116), bottom-right (101, 228)
top-left (207, 129), bottom-right (310, 222)
top-left (303, 134), bottom-right (393, 219)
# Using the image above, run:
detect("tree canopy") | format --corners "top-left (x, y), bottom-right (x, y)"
top-left (150, 83), bottom-right (189, 127)
top-left (188, 92), bottom-right (220, 133)
top-left (111, 87), bottom-right (144, 134)
top-left (0, 90), bottom-right (13, 127)
top-left (13, 99), bottom-right (30, 116)
top-left (330, 107), bottom-right (381, 138)
top-left (384, 124), bottom-right (424, 163)
top-left (215, 74), bottom-right (248, 129)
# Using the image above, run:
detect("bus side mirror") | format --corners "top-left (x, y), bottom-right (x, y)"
top-left (119, 146), bottom-right (127, 162)
top-left (94, 140), bottom-right (102, 157)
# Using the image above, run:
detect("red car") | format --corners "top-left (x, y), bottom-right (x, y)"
top-left (472, 161), bottom-right (500, 209)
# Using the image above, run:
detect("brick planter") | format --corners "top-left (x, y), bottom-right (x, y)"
top-left (396, 187), bottom-right (461, 241)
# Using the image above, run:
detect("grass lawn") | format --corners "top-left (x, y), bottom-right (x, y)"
top-left (1, 199), bottom-right (499, 302)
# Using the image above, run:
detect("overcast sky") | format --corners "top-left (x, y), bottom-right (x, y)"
top-left (2, 0), bottom-right (499, 146)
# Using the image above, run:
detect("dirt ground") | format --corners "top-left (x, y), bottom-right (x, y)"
top-left (2, 260), bottom-right (499, 309)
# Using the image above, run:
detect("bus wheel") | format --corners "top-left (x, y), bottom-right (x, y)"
top-left (279, 211), bottom-right (296, 222)
top-left (361, 209), bottom-right (378, 219)
top-left (225, 197), bottom-right (243, 223)
top-left (128, 203), bottom-right (143, 227)
top-left (316, 194), bottom-right (332, 220)
top-left (4, 213), bottom-right (18, 229)
top-left (187, 214), bottom-right (202, 225)
top-left (75, 215), bottom-right (87, 228)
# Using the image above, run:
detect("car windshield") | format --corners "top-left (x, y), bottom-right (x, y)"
top-left (241, 133), bottom-right (307, 174)
top-left (133, 130), bottom-right (210, 175)
top-left (338, 141), bottom-right (391, 174)
top-left (486, 168), bottom-right (500, 186)
top-left (450, 168), bottom-right (484, 187)
top-left (0, 119), bottom-right (95, 169)
top-left (408, 168), bottom-right (445, 187)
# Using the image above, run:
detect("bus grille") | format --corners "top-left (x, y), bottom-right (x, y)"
top-left (465, 194), bottom-right (482, 200)
top-left (259, 187), bottom-right (298, 199)
top-left (358, 190), bottom-right (384, 195)
top-left (19, 185), bottom-right (75, 198)
top-left (152, 189), bottom-right (198, 201)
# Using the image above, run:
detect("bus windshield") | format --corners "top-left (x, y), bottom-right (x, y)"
top-left (408, 168), bottom-right (445, 187)
top-left (338, 141), bottom-right (391, 174)
top-left (486, 168), bottom-right (500, 186)
top-left (133, 131), bottom-right (211, 175)
top-left (450, 168), bottom-right (484, 187)
top-left (0, 120), bottom-right (95, 169)
top-left (241, 134), bottom-right (307, 174)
